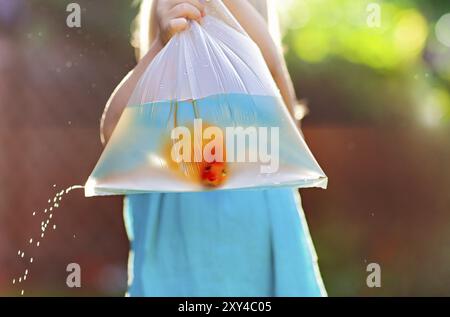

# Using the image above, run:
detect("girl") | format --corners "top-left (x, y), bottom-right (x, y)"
top-left (101, 0), bottom-right (326, 296)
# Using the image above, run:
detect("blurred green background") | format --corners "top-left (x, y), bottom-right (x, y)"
top-left (0, 0), bottom-right (449, 296)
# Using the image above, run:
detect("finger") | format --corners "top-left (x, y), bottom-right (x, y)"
top-left (171, 0), bottom-right (205, 14)
top-left (168, 17), bottom-right (189, 35)
top-left (169, 3), bottom-right (202, 21)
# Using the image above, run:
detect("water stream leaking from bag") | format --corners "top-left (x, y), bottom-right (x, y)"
top-left (11, 185), bottom-right (84, 296)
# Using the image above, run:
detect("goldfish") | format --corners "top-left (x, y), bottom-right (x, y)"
top-left (200, 161), bottom-right (228, 187)
top-left (163, 119), bottom-right (228, 188)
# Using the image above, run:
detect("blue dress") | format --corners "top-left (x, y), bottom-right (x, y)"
top-left (123, 188), bottom-right (326, 297)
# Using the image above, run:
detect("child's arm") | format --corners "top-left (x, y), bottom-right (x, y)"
top-left (223, 0), bottom-right (298, 117)
top-left (100, 0), bottom-right (205, 144)
top-left (101, 0), bottom-right (297, 145)
top-left (100, 39), bottom-right (162, 145)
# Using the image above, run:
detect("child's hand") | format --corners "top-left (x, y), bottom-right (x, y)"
top-left (156, 0), bottom-right (206, 44)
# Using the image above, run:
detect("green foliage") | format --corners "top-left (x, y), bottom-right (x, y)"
top-left (283, 0), bottom-right (428, 69)
top-left (280, 0), bottom-right (450, 127)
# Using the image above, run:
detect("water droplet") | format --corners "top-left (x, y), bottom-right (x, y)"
top-left (17, 184), bottom-right (85, 288)
top-left (12, 279), bottom-right (15, 284)
top-left (21, 290), bottom-right (24, 296)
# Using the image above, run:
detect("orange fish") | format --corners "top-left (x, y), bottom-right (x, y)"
top-left (200, 161), bottom-right (228, 187)
top-left (163, 121), bottom-right (228, 187)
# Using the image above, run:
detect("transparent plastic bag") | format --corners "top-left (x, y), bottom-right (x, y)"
top-left (85, 0), bottom-right (327, 196)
